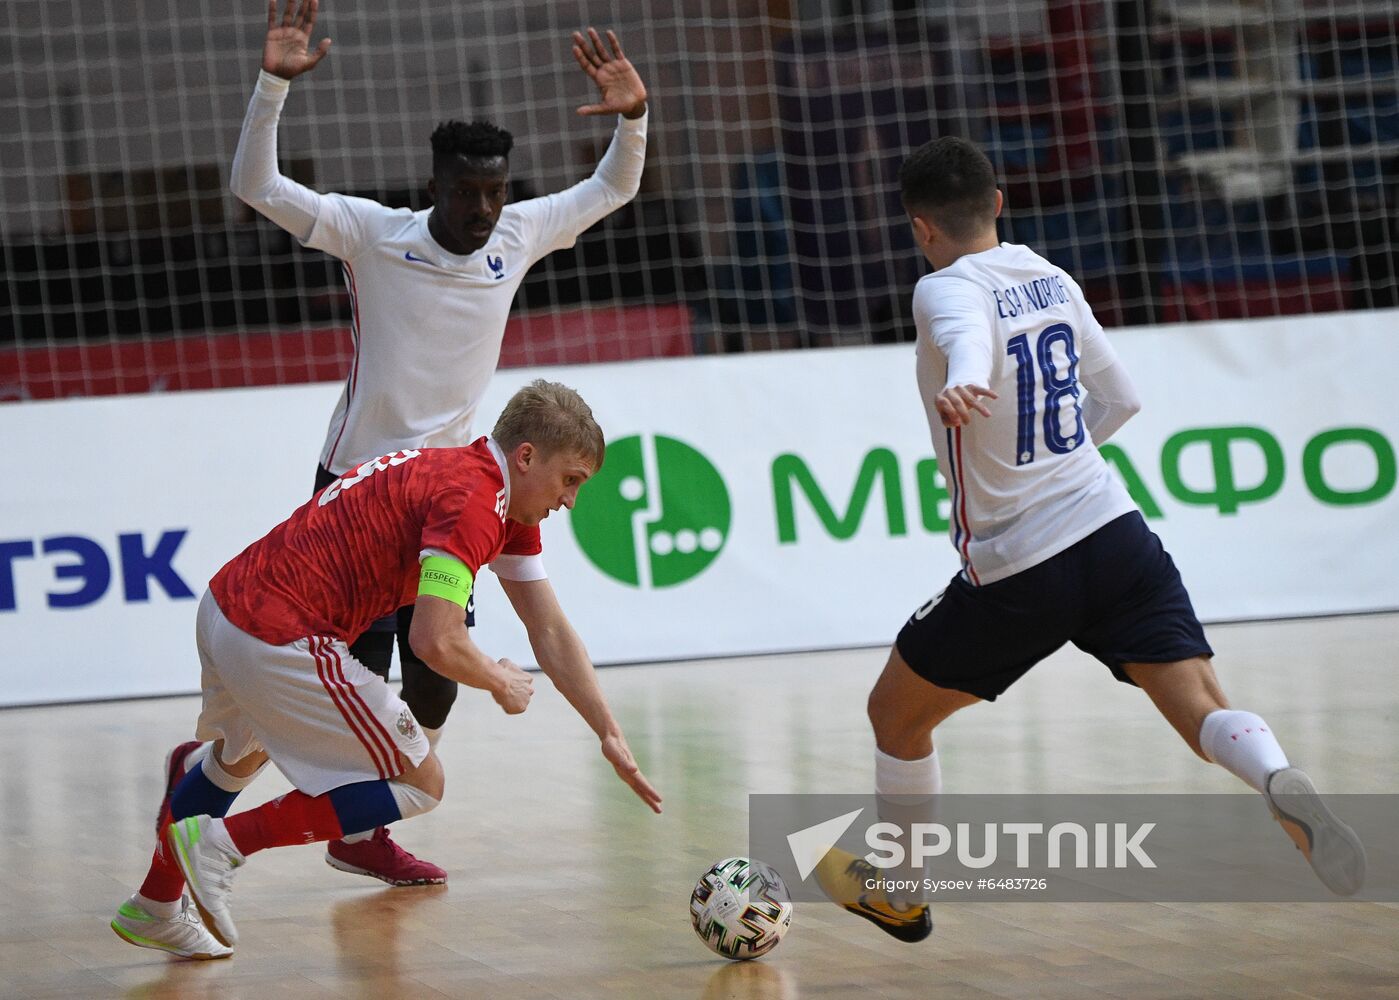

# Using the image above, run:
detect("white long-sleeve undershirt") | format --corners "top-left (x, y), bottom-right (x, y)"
top-left (1080, 356), bottom-right (1142, 444)
top-left (229, 72), bottom-right (320, 242)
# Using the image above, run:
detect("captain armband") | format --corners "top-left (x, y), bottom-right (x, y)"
top-left (418, 555), bottom-right (474, 609)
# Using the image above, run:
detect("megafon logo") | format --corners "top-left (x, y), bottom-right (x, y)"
top-left (570, 434), bottom-right (730, 587)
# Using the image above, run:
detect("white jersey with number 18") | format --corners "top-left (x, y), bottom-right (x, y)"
top-left (913, 243), bottom-right (1136, 586)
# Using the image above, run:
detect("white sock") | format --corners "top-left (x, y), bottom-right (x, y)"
top-left (424, 726), bottom-right (443, 750)
top-left (874, 747), bottom-right (942, 906)
top-left (389, 782), bottom-right (441, 820)
top-left (1199, 709), bottom-right (1290, 793)
top-left (340, 829), bottom-right (376, 844)
top-left (203, 749), bottom-right (268, 793)
top-left (182, 742), bottom-right (210, 773)
top-left (875, 747), bottom-right (943, 797)
top-left (135, 892), bottom-right (180, 918)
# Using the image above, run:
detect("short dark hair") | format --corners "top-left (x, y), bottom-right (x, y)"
top-left (899, 136), bottom-right (999, 242)
top-left (430, 120), bottom-right (514, 174)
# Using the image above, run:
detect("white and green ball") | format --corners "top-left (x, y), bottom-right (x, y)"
top-left (689, 857), bottom-right (793, 960)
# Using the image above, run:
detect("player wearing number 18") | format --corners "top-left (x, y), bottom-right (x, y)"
top-left (814, 137), bottom-right (1365, 941)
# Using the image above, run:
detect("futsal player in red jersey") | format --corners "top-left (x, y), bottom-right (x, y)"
top-left (111, 381), bottom-right (661, 959)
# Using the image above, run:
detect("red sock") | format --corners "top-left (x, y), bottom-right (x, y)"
top-left (223, 790), bottom-right (344, 856)
top-left (138, 840), bottom-right (185, 903)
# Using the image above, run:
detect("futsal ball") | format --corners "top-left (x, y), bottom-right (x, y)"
top-left (689, 856), bottom-right (793, 960)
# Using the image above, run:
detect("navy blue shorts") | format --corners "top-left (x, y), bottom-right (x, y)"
top-left (313, 464), bottom-right (475, 629)
top-left (895, 511), bottom-right (1212, 701)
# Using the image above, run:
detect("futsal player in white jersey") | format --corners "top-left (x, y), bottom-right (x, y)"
top-left (218, 0), bottom-right (648, 884)
top-left (816, 136), bottom-right (1366, 941)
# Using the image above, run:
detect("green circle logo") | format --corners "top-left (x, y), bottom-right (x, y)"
top-left (570, 434), bottom-right (730, 588)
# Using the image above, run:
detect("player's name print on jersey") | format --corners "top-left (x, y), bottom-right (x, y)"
top-left (318, 450), bottom-right (422, 506)
top-left (994, 274), bottom-right (1071, 319)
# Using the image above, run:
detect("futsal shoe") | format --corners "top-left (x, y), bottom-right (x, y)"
top-left (166, 815), bottom-right (244, 947)
top-left (155, 740), bottom-right (205, 837)
top-left (813, 847), bottom-right (933, 943)
top-left (325, 827), bottom-right (448, 886)
top-left (1264, 767), bottom-right (1367, 896)
top-left (110, 893), bottom-right (233, 960)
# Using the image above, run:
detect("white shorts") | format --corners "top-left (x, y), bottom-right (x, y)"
top-left (194, 590), bottom-right (430, 796)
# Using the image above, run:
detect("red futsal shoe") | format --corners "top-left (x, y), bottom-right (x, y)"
top-left (325, 827), bottom-right (448, 886)
top-left (156, 740), bottom-right (206, 837)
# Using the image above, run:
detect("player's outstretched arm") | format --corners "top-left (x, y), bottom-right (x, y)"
top-left (263, 0), bottom-right (332, 80)
top-left (516, 27), bottom-right (647, 260)
top-left (409, 594), bottom-right (534, 714)
top-left (230, 0), bottom-right (339, 241)
top-left (572, 28), bottom-right (647, 119)
top-left (500, 577), bottom-right (663, 813)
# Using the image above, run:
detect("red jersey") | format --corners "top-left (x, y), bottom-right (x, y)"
top-left (211, 438), bottom-right (541, 645)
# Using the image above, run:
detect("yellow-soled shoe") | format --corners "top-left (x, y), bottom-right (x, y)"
top-left (813, 847), bottom-right (932, 942)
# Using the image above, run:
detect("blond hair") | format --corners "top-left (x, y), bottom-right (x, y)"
top-left (491, 379), bottom-right (606, 469)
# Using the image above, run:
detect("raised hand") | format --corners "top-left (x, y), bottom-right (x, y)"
top-left (572, 28), bottom-right (647, 119)
top-left (263, 0), bottom-right (332, 80)
top-left (601, 733), bottom-right (663, 813)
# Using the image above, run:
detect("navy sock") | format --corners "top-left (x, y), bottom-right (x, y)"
top-left (169, 761), bottom-right (240, 820)
top-left (327, 780), bottom-right (403, 836)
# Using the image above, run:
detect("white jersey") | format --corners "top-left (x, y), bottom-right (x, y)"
top-left (231, 72), bottom-right (647, 475)
top-left (913, 243), bottom-right (1136, 585)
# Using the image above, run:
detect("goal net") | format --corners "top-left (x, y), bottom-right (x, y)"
top-left (2, 0), bottom-right (1396, 400)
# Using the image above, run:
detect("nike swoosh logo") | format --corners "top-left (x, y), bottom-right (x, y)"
top-left (404, 251), bottom-right (436, 266)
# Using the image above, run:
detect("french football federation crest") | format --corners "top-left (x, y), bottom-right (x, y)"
top-left (486, 254), bottom-right (505, 279)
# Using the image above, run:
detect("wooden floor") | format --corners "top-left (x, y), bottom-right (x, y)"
top-left (1, 613), bottom-right (1396, 999)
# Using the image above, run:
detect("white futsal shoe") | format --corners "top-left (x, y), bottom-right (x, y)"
top-left (166, 814), bottom-right (245, 947)
top-left (110, 894), bottom-right (233, 960)
top-left (1265, 766), bottom-right (1367, 896)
